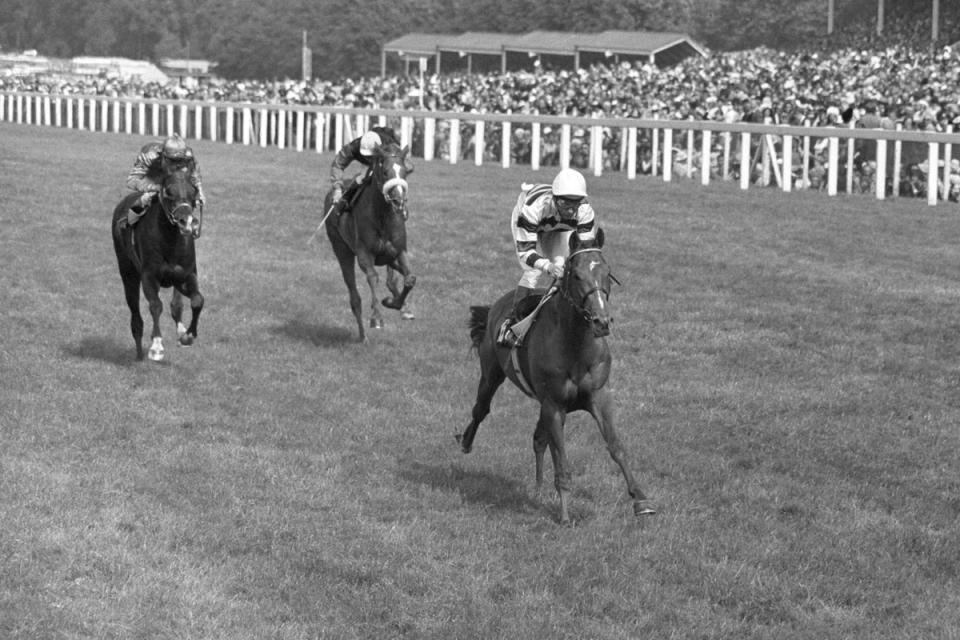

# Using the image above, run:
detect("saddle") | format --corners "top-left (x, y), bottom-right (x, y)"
top-left (500, 286), bottom-right (557, 348)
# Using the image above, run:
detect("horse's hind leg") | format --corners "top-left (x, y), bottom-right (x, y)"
top-left (457, 341), bottom-right (506, 454)
top-left (588, 389), bottom-right (656, 518)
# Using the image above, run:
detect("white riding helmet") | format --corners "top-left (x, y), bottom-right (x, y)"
top-left (551, 168), bottom-right (588, 199)
top-left (359, 131), bottom-right (382, 156)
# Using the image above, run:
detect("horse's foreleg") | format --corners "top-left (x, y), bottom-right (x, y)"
top-left (176, 274), bottom-right (203, 346)
top-left (357, 258), bottom-right (384, 330)
top-left (121, 270), bottom-right (144, 360)
top-left (170, 290), bottom-right (185, 339)
top-left (539, 401), bottom-right (571, 524)
top-left (589, 389), bottom-right (656, 518)
top-left (141, 278), bottom-right (165, 361)
top-left (381, 252), bottom-right (416, 310)
top-left (457, 343), bottom-right (506, 453)
top-left (533, 421), bottom-right (552, 499)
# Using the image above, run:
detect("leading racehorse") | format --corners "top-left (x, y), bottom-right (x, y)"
top-left (458, 231), bottom-right (655, 523)
top-left (111, 168), bottom-right (204, 361)
top-left (324, 141), bottom-right (416, 342)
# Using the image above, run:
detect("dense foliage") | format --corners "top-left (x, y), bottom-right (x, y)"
top-left (0, 0), bottom-right (940, 80)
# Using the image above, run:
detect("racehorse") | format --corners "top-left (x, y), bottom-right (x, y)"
top-left (111, 168), bottom-right (203, 361)
top-left (324, 141), bottom-right (416, 342)
top-left (457, 231), bottom-right (655, 523)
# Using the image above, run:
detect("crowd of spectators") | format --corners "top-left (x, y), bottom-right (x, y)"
top-left (4, 11), bottom-right (960, 197)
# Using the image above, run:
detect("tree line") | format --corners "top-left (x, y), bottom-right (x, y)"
top-left (0, 0), bottom-right (931, 81)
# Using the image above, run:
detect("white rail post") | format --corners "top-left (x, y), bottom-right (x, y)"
top-left (875, 139), bottom-right (887, 200)
top-left (627, 126), bottom-right (637, 180)
top-left (209, 105), bottom-right (217, 142)
top-left (560, 124), bottom-right (571, 169)
top-left (827, 136), bottom-right (839, 196)
top-left (941, 126), bottom-right (953, 201)
top-left (424, 117), bottom-right (436, 161)
top-left (739, 132), bottom-right (751, 190)
top-left (124, 101), bottom-right (132, 134)
top-left (501, 121), bottom-right (511, 168)
top-left (782, 134), bottom-right (793, 192)
top-left (892, 123), bottom-right (902, 197)
top-left (662, 128), bottom-right (673, 183)
top-left (701, 129), bottom-right (712, 186)
top-left (651, 119), bottom-right (659, 176)
top-left (194, 103), bottom-right (203, 140)
top-left (474, 120), bottom-right (485, 166)
top-left (449, 119), bottom-right (460, 164)
top-left (531, 122), bottom-right (541, 172)
top-left (927, 141), bottom-right (939, 205)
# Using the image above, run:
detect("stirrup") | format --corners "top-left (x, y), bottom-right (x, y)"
top-left (496, 319), bottom-right (518, 347)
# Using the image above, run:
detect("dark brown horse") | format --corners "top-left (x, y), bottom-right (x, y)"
top-left (111, 169), bottom-right (203, 361)
top-left (324, 142), bottom-right (416, 342)
top-left (458, 232), bottom-right (655, 523)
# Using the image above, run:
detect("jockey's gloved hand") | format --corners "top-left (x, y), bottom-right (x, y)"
top-left (196, 189), bottom-right (206, 208)
top-left (138, 192), bottom-right (156, 208)
top-left (535, 258), bottom-right (563, 279)
top-left (331, 186), bottom-right (343, 203)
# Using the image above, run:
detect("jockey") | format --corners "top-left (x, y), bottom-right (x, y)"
top-left (125, 133), bottom-right (206, 223)
top-left (497, 168), bottom-right (597, 347)
top-left (329, 125), bottom-right (402, 219)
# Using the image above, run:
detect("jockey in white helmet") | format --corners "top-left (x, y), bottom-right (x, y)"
top-left (328, 126), bottom-right (402, 219)
top-left (497, 168), bottom-right (597, 347)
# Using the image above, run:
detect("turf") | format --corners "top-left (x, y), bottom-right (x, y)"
top-left (1, 122), bottom-right (959, 639)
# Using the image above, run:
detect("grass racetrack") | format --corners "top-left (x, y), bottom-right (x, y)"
top-left (2, 122), bottom-right (960, 639)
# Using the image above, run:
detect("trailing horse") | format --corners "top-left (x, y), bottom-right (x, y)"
top-left (111, 169), bottom-right (204, 361)
top-left (324, 141), bottom-right (416, 342)
top-left (458, 232), bottom-right (655, 523)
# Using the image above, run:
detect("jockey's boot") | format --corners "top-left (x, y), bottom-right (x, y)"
top-left (496, 286), bottom-right (532, 347)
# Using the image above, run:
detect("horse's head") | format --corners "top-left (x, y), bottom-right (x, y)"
top-left (159, 169), bottom-right (201, 238)
top-left (561, 229), bottom-right (616, 338)
top-left (372, 142), bottom-right (411, 220)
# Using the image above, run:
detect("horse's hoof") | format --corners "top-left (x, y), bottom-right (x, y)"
top-left (148, 350), bottom-right (165, 361)
top-left (634, 501), bottom-right (657, 517)
top-left (179, 333), bottom-right (195, 347)
top-left (401, 310), bottom-right (415, 320)
top-left (381, 297), bottom-right (401, 310)
top-left (369, 319), bottom-right (383, 329)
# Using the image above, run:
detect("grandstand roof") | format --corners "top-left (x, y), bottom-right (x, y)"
top-left (381, 30), bottom-right (707, 75)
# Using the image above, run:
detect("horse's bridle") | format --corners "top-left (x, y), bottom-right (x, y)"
top-left (560, 247), bottom-right (614, 322)
top-left (158, 182), bottom-right (201, 238)
top-left (375, 151), bottom-right (409, 220)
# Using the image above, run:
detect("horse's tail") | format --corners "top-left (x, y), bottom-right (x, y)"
top-left (468, 305), bottom-right (490, 351)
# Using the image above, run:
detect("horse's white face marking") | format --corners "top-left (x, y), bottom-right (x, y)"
top-left (391, 162), bottom-right (403, 177)
top-left (588, 259), bottom-right (601, 272)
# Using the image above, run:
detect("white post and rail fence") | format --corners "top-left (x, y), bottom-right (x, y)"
top-left (3, 90), bottom-right (959, 206)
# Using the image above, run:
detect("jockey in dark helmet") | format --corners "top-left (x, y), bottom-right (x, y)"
top-left (328, 126), bottom-right (405, 220)
top-left (497, 168), bottom-right (597, 347)
top-left (125, 133), bottom-right (206, 226)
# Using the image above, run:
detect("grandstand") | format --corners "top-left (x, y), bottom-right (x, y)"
top-left (381, 30), bottom-right (707, 75)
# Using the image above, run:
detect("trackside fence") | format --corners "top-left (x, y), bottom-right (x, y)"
top-left (4, 90), bottom-right (960, 206)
